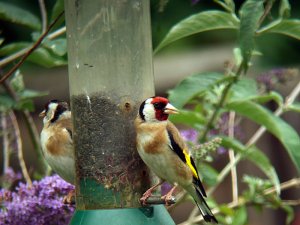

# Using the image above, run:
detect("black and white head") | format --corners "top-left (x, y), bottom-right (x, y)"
top-left (39, 100), bottom-right (70, 124)
top-left (138, 96), bottom-right (179, 122)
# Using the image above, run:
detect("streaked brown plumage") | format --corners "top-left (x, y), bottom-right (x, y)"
top-left (40, 100), bottom-right (75, 185)
top-left (135, 96), bottom-right (217, 223)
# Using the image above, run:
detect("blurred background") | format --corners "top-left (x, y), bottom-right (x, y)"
top-left (0, 0), bottom-right (300, 224)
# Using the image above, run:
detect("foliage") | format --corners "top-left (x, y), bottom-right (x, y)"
top-left (156, 0), bottom-right (300, 224)
top-left (0, 0), bottom-right (300, 225)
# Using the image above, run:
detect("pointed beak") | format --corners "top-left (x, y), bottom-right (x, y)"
top-left (164, 103), bottom-right (179, 114)
top-left (39, 110), bottom-right (46, 117)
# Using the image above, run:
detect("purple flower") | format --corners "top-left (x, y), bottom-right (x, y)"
top-left (256, 68), bottom-right (298, 92)
top-left (1, 168), bottom-right (22, 189)
top-left (180, 129), bottom-right (198, 143)
top-left (0, 175), bottom-right (75, 225)
top-left (161, 182), bottom-right (173, 195)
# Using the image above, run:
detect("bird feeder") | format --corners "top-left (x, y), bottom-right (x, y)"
top-left (64, 0), bottom-right (175, 224)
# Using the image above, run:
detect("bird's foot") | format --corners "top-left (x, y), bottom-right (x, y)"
top-left (161, 193), bottom-right (175, 206)
top-left (140, 189), bottom-right (153, 206)
top-left (140, 180), bottom-right (164, 206)
top-left (63, 189), bottom-right (75, 205)
top-left (161, 186), bottom-right (177, 206)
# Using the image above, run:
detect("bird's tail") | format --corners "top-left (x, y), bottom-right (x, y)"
top-left (193, 187), bottom-right (218, 223)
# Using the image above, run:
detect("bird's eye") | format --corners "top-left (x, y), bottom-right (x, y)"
top-left (153, 102), bottom-right (164, 109)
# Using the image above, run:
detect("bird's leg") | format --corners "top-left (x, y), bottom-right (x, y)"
top-left (161, 185), bottom-right (177, 206)
top-left (63, 189), bottom-right (75, 205)
top-left (140, 180), bottom-right (164, 205)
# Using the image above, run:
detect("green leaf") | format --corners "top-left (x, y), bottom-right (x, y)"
top-left (0, 95), bottom-right (14, 112)
top-left (0, 42), bottom-right (31, 56)
top-left (27, 47), bottom-right (67, 67)
top-left (155, 11), bottom-right (239, 53)
top-left (239, 0), bottom-right (264, 68)
top-left (0, 2), bottom-right (41, 30)
top-left (19, 90), bottom-right (48, 100)
top-left (226, 101), bottom-right (300, 172)
top-left (287, 102), bottom-right (300, 113)
top-left (168, 72), bottom-right (225, 108)
top-left (0, 42), bottom-right (67, 67)
top-left (232, 206), bottom-right (247, 225)
top-left (224, 0), bottom-right (235, 12)
top-left (279, 0), bottom-right (291, 18)
top-left (170, 109), bottom-right (206, 128)
top-left (253, 91), bottom-right (283, 106)
top-left (51, 0), bottom-right (64, 22)
top-left (10, 71), bottom-right (24, 92)
top-left (246, 149), bottom-right (280, 193)
top-left (221, 136), bottom-right (280, 194)
top-left (261, 19), bottom-right (300, 41)
top-left (43, 38), bottom-right (67, 56)
top-left (282, 205), bottom-right (294, 225)
top-left (14, 99), bottom-right (34, 111)
top-left (229, 79), bottom-right (284, 106)
top-left (229, 78), bottom-right (258, 102)
top-left (197, 163), bottom-right (218, 186)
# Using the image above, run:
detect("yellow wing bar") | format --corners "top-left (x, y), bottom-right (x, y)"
top-left (183, 149), bottom-right (198, 179)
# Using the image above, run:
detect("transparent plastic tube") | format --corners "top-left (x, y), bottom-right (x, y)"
top-left (65, 0), bottom-right (154, 209)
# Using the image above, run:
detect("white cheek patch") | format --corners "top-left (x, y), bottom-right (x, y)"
top-left (45, 102), bottom-right (58, 122)
top-left (143, 103), bottom-right (156, 122)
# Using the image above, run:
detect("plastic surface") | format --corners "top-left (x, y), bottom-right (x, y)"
top-left (69, 206), bottom-right (175, 225)
top-left (64, 0), bottom-right (155, 210)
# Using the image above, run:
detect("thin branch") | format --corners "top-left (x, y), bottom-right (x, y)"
top-left (2, 80), bottom-right (47, 175)
top-left (281, 199), bottom-right (300, 206)
top-left (258, 0), bottom-right (274, 27)
top-left (0, 26), bottom-right (66, 68)
top-left (199, 63), bottom-right (244, 142)
top-left (264, 178), bottom-right (300, 195)
top-left (47, 26), bottom-right (66, 40)
top-left (1, 112), bottom-right (10, 173)
top-left (38, 0), bottom-right (48, 33)
top-left (0, 48), bottom-right (31, 68)
top-left (0, 11), bottom-right (64, 84)
top-left (207, 79), bottom-right (300, 196)
top-left (180, 178), bottom-right (300, 225)
top-left (228, 111), bottom-right (238, 203)
top-left (9, 111), bottom-right (32, 187)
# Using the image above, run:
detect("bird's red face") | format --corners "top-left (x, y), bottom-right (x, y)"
top-left (139, 96), bottom-right (179, 122)
top-left (151, 97), bottom-right (170, 121)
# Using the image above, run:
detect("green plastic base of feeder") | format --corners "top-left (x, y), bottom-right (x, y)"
top-left (69, 205), bottom-right (175, 225)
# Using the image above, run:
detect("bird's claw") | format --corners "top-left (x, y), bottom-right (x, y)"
top-left (139, 189), bottom-right (153, 206)
top-left (161, 194), bottom-right (175, 206)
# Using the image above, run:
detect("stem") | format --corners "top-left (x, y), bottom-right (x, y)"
top-left (0, 26), bottom-right (66, 68)
top-left (9, 111), bottom-right (32, 186)
top-left (213, 0), bottom-right (233, 13)
top-left (0, 11), bottom-right (64, 84)
top-left (264, 178), bottom-right (300, 195)
top-left (1, 112), bottom-right (10, 173)
top-left (258, 0), bottom-right (275, 27)
top-left (208, 79), bottom-right (300, 196)
top-left (228, 111), bottom-right (238, 203)
top-left (179, 178), bottom-right (300, 225)
top-left (200, 63), bottom-right (244, 142)
top-left (2, 81), bottom-right (47, 175)
top-left (38, 0), bottom-right (48, 33)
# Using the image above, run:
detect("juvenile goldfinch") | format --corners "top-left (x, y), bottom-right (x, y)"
top-left (40, 100), bottom-right (75, 202)
top-left (134, 96), bottom-right (217, 223)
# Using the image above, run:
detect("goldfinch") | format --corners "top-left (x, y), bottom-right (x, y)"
top-left (39, 100), bottom-right (75, 203)
top-left (134, 96), bottom-right (217, 223)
